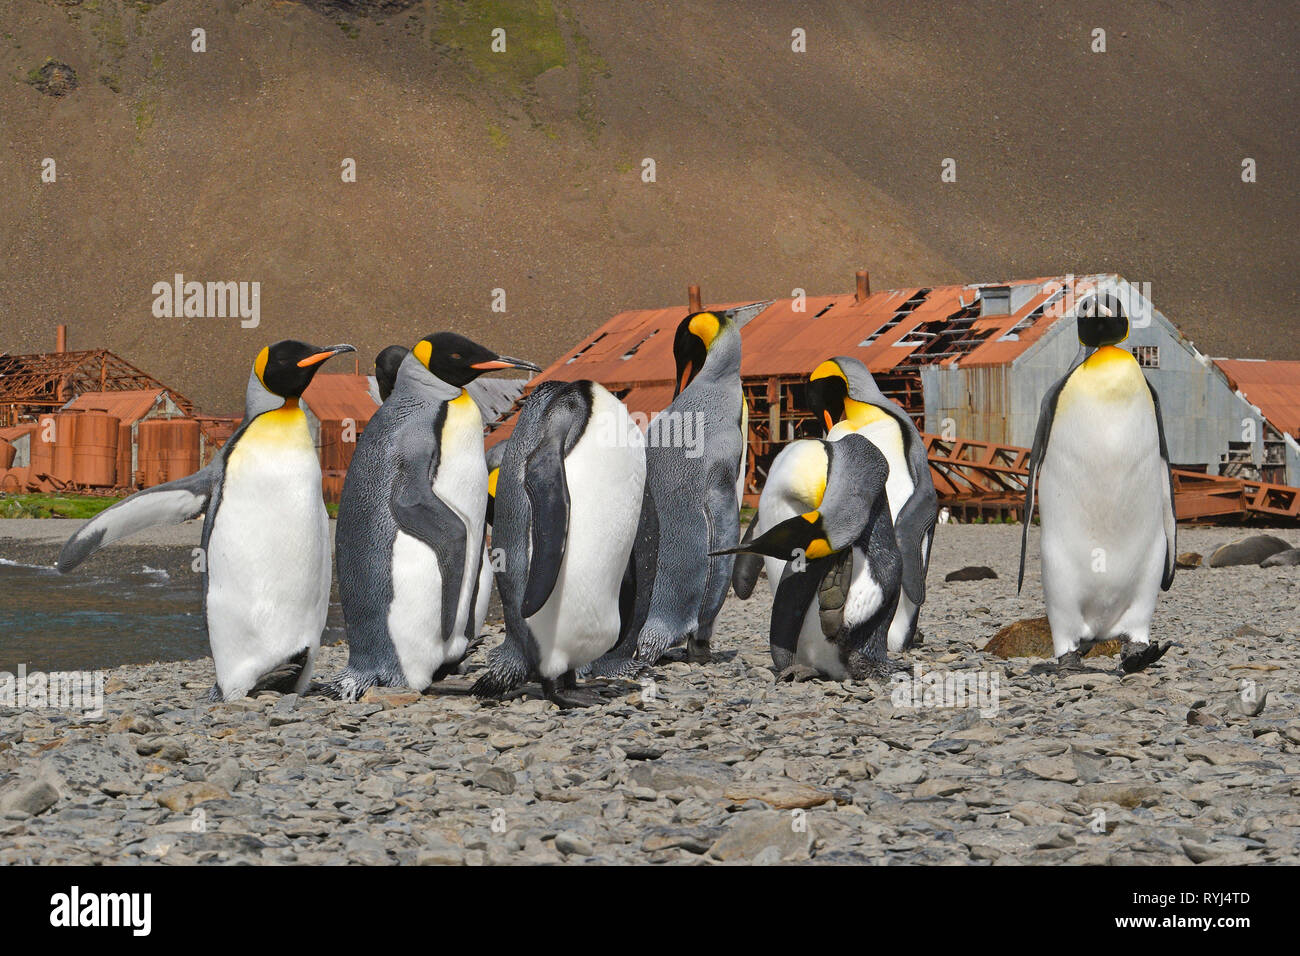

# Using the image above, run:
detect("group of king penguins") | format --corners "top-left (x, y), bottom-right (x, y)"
top-left (56, 291), bottom-right (1176, 706)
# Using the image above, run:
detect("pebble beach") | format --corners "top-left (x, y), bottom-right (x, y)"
top-left (1, 521), bottom-right (1297, 865)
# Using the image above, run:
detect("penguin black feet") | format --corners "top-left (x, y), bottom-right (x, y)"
top-left (775, 664), bottom-right (823, 683)
top-left (1029, 650), bottom-right (1089, 675)
top-left (540, 675), bottom-right (602, 709)
top-left (1119, 640), bottom-right (1172, 675)
top-left (686, 637), bottom-right (712, 664)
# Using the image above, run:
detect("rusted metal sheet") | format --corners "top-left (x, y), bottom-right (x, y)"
top-left (1215, 359), bottom-right (1300, 439)
top-left (0, 349), bottom-right (194, 427)
top-left (71, 412), bottom-right (119, 487)
top-left (62, 389), bottom-right (170, 424)
top-left (302, 373), bottom-right (376, 426)
top-left (137, 419), bottom-right (200, 488)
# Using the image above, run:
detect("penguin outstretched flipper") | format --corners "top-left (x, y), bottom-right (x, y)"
top-left (58, 466), bottom-right (218, 573)
top-left (390, 469), bottom-right (467, 645)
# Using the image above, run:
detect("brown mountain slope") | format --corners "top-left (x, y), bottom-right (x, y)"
top-left (0, 0), bottom-right (1295, 413)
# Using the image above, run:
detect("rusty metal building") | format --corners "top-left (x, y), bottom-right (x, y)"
top-left (489, 271), bottom-right (1300, 498)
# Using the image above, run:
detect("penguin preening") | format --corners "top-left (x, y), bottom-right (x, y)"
top-left (329, 332), bottom-right (539, 699)
top-left (716, 433), bottom-right (901, 682)
top-left (796, 356), bottom-right (938, 653)
top-left (1019, 293), bottom-right (1176, 674)
top-left (590, 303), bottom-right (765, 675)
top-left (472, 380), bottom-right (646, 707)
top-left (58, 340), bottom-right (356, 700)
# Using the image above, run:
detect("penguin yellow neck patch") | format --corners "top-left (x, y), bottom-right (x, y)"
top-left (1083, 345), bottom-right (1137, 371)
top-left (842, 398), bottom-right (889, 427)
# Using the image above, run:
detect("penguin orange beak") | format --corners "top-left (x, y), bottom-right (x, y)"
top-left (297, 344), bottom-right (357, 368)
top-left (823, 410), bottom-right (834, 431)
top-left (471, 355), bottom-right (541, 373)
top-left (679, 361), bottom-right (694, 395)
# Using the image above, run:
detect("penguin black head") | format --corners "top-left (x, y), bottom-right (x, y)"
top-left (412, 332), bottom-right (540, 388)
top-left (807, 360), bottom-right (850, 436)
top-left (1076, 293), bottom-right (1129, 348)
top-left (374, 345), bottom-right (409, 402)
top-left (672, 311), bottom-right (724, 397)
top-left (254, 340), bottom-right (356, 399)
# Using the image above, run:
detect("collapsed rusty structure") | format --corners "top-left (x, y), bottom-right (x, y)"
top-left (0, 328), bottom-right (376, 501)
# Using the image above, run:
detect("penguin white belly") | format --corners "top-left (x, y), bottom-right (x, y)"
top-left (206, 406), bottom-right (330, 699)
top-left (387, 531), bottom-right (443, 687)
top-left (529, 395), bottom-right (645, 678)
top-left (831, 416), bottom-right (913, 521)
top-left (434, 394), bottom-right (487, 662)
top-left (794, 601), bottom-right (846, 680)
top-left (1039, 357), bottom-right (1167, 653)
top-left (388, 392), bottom-right (486, 687)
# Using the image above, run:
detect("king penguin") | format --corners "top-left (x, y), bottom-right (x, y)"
top-left (328, 333), bottom-right (538, 698)
top-left (591, 302), bottom-right (765, 674)
top-left (1018, 293), bottom-right (1176, 673)
top-left (717, 433), bottom-right (901, 682)
top-left (472, 380), bottom-right (646, 706)
top-left (374, 342), bottom-right (498, 666)
top-left (58, 340), bottom-right (356, 700)
top-left (799, 356), bottom-right (937, 652)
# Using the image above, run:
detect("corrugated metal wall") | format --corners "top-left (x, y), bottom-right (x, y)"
top-left (924, 278), bottom-right (1297, 484)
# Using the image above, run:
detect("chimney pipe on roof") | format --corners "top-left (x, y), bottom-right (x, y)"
top-left (56, 324), bottom-right (67, 353)
top-left (688, 284), bottom-right (702, 313)
top-left (855, 270), bottom-right (870, 303)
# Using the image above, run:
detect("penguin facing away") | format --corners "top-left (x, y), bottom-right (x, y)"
top-left (329, 333), bottom-right (539, 699)
top-left (58, 340), bottom-right (356, 700)
top-left (590, 302), bottom-right (765, 675)
top-left (472, 380), bottom-right (646, 707)
top-left (716, 433), bottom-right (901, 682)
top-left (1018, 293), bottom-right (1176, 674)
top-left (803, 356), bottom-right (937, 652)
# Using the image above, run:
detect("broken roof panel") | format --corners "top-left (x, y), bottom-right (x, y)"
top-left (61, 389), bottom-right (173, 424)
top-left (301, 374), bottom-right (377, 424)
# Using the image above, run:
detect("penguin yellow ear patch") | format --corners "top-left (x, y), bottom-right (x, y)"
top-left (487, 467), bottom-right (499, 498)
top-left (413, 339), bottom-right (434, 369)
top-left (688, 312), bottom-right (721, 348)
top-left (254, 346), bottom-right (270, 386)
top-left (810, 360), bottom-right (846, 383)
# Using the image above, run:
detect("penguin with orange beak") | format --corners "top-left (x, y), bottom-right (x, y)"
top-left (329, 332), bottom-right (539, 698)
top-left (591, 302), bottom-right (766, 674)
top-left (59, 340), bottom-right (356, 700)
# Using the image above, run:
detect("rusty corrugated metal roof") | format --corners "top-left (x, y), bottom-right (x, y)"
top-left (301, 374), bottom-right (376, 424)
top-left (62, 389), bottom-right (171, 424)
top-left (525, 277), bottom-right (1100, 394)
top-left (1215, 359), bottom-right (1300, 438)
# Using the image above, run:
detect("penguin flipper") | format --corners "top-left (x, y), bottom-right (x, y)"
top-left (57, 466), bottom-right (217, 572)
top-left (390, 473), bottom-right (466, 644)
top-left (1019, 371), bottom-right (1071, 592)
top-left (1147, 379), bottom-right (1177, 590)
top-left (769, 560), bottom-right (826, 671)
top-left (731, 515), bottom-right (762, 600)
top-left (520, 441), bottom-right (570, 618)
top-left (893, 428), bottom-right (939, 607)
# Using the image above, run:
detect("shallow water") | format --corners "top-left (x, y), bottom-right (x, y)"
top-left (0, 556), bottom-right (346, 672)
